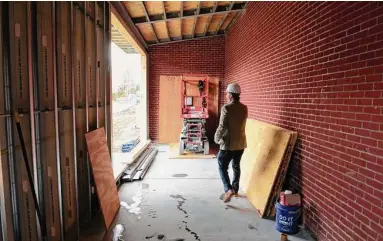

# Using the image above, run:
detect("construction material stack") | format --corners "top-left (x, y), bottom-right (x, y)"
top-left (179, 75), bottom-right (210, 155)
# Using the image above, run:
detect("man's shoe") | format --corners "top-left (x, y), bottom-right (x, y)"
top-left (223, 190), bottom-right (233, 203)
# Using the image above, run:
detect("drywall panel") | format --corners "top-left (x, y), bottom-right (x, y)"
top-left (76, 108), bottom-right (91, 223)
top-left (9, 2), bottom-right (30, 112)
top-left (74, 7), bottom-right (85, 108)
top-left (57, 2), bottom-right (72, 108)
top-left (86, 16), bottom-right (97, 107)
top-left (240, 119), bottom-right (296, 216)
top-left (36, 2), bottom-right (54, 111)
top-left (13, 115), bottom-right (38, 241)
top-left (58, 110), bottom-right (78, 240)
top-left (39, 112), bottom-right (61, 241)
top-left (85, 128), bottom-right (119, 229)
top-left (158, 76), bottom-right (183, 143)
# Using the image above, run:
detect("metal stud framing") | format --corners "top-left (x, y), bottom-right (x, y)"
top-left (0, 1), bottom-right (112, 240)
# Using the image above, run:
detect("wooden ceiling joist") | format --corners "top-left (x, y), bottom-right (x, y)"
top-left (139, 1), bottom-right (159, 43)
top-left (120, 1), bottom-right (248, 47)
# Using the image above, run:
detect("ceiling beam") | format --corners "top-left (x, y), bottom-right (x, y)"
top-left (192, 2), bottom-right (201, 38)
top-left (203, 1), bottom-right (218, 36)
top-left (149, 34), bottom-right (224, 47)
top-left (225, 11), bottom-right (239, 34)
top-left (110, 2), bottom-right (148, 49)
top-left (140, 1), bottom-right (159, 43)
top-left (162, 1), bottom-right (171, 41)
top-left (228, 1), bottom-right (235, 11)
top-left (135, 8), bottom-right (244, 26)
top-left (214, 13), bottom-right (229, 35)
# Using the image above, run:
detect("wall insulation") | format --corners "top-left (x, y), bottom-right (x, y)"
top-left (0, 2), bottom-right (112, 240)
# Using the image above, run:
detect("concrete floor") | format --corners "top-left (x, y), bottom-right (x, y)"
top-left (85, 145), bottom-right (315, 241)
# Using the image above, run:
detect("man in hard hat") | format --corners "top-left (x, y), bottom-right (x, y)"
top-left (214, 82), bottom-right (248, 203)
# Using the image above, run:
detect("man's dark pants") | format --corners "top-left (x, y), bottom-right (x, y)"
top-left (217, 149), bottom-right (244, 193)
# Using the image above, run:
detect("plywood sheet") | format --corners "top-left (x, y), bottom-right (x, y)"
top-left (168, 19), bottom-right (181, 38)
top-left (86, 17), bottom-right (97, 107)
top-left (195, 16), bottom-right (209, 34)
top-left (12, 114), bottom-right (38, 241)
top-left (168, 142), bottom-right (217, 159)
top-left (76, 108), bottom-right (91, 223)
top-left (265, 132), bottom-right (298, 217)
top-left (153, 22), bottom-right (169, 40)
top-left (164, 1), bottom-right (182, 13)
top-left (137, 24), bottom-right (157, 42)
top-left (57, 2), bottom-right (72, 108)
top-left (124, 2), bottom-right (146, 18)
top-left (37, 2), bottom-right (55, 111)
top-left (158, 76), bottom-right (182, 143)
top-left (183, 1), bottom-right (198, 10)
top-left (85, 128), bottom-right (119, 229)
top-left (39, 112), bottom-right (61, 241)
top-left (59, 110), bottom-right (78, 240)
top-left (74, 7), bottom-right (86, 108)
top-left (239, 119), bottom-right (297, 217)
top-left (183, 17), bottom-right (194, 36)
top-left (145, 1), bottom-right (164, 16)
top-left (9, 2), bottom-right (29, 112)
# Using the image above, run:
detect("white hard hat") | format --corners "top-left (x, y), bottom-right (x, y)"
top-left (226, 83), bottom-right (241, 94)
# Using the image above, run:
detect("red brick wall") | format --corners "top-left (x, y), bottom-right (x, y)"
top-left (148, 37), bottom-right (225, 140)
top-left (225, 2), bottom-right (383, 241)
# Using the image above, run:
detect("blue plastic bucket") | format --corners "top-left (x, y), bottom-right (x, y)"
top-left (275, 200), bottom-right (301, 234)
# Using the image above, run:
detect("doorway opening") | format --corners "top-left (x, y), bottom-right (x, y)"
top-left (110, 12), bottom-right (148, 179)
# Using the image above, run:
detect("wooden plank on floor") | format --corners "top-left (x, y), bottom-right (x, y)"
top-left (36, 2), bottom-right (55, 111)
top-left (158, 75), bottom-right (182, 143)
top-left (239, 119), bottom-right (297, 217)
top-left (85, 128), bottom-right (119, 230)
top-left (59, 110), bottom-right (78, 240)
top-left (39, 111), bottom-right (61, 241)
top-left (57, 2), bottom-right (72, 109)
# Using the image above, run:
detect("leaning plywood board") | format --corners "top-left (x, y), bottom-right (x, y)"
top-left (239, 119), bottom-right (297, 217)
top-left (59, 110), bottom-right (78, 240)
top-left (9, 2), bottom-right (29, 112)
top-left (57, 2), bottom-right (72, 109)
top-left (158, 76), bottom-right (182, 143)
top-left (85, 128), bottom-right (120, 229)
top-left (39, 112), bottom-right (61, 241)
top-left (36, 2), bottom-right (54, 111)
top-left (265, 132), bottom-right (298, 217)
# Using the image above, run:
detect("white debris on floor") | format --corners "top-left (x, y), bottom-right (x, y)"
top-left (112, 224), bottom-right (125, 241)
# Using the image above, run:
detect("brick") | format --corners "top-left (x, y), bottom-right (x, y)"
top-left (359, 67), bottom-right (376, 75)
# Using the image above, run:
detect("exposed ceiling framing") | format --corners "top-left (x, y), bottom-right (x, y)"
top-left (121, 1), bottom-right (248, 46)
